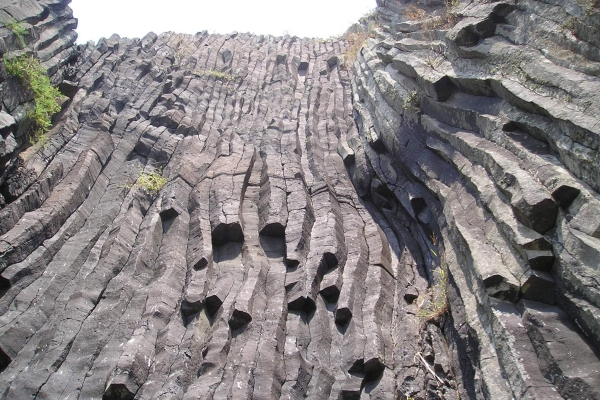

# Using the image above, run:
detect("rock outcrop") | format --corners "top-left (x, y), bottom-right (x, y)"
top-left (0, 0), bottom-right (598, 399)
top-left (346, 0), bottom-right (600, 398)
top-left (0, 0), bottom-right (78, 207)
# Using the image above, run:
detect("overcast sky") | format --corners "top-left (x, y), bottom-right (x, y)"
top-left (71, 0), bottom-right (377, 43)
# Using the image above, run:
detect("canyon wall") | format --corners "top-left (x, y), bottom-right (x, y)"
top-left (347, 0), bottom-right (600, 398)
top-left (0, 0), bottom-right (598, 399)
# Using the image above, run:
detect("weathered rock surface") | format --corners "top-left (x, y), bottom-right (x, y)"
top-left (344, 0), bottom-right (600, 398)
top-left (0, 0), bottom-right (78, 207)
top-left (0, 0), bottom-right (598, 399)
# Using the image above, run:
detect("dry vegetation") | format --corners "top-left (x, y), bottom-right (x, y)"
top-left (192, 69), bottom-right (236, 81)
top-left (341, 10), bottom-right (379, 67)
top-left (172, 33), bottom-right (197, 67)
top-left (402, 0), bottom-right (460, 29)
top-left (403, 90), bottom-right (420, 109)
top-left (417, 265), bottom-right (449, 324)
top-left (403, 4), bottom-right (427, 20)
top-left (442, 0), bottom-right (460, 27)
top-left (417, 235), bottom-right (450, 325)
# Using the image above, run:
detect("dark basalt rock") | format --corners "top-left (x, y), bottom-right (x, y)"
top-left (0, 0), bottom-right (599, 399)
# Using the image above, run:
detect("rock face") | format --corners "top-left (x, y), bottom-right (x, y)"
top-left (0, 0), bottom-right (599, 399)
top-left (0, 0), bottom-right (78, 207)
top-left (346, 0), bottom-right (600, 399)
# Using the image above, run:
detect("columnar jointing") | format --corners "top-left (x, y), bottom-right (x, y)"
top-left (343, 0), bottom-right (600, 399)
top-left (1, 0), bottom-right (600, 399)
top-left (0, 21), bottom-right (406, 400)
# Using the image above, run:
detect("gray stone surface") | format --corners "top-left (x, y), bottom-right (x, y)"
top-left (351, 0), bottom-right (600, 398)
top-left (0, 1), bottom-right (599, 399)
top-left (0, 0), bottom-right (77, 204)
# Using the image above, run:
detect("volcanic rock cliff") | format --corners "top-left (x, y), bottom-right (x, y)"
top-left (0, 0), bottom-right (599, 399)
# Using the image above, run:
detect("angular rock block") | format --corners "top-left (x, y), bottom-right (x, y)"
top-left (337, 140), bottom-right (356, 166)
top-left (338, 377), bottom-right (362, 400)
top-left (524, 249), bottom-right (554, 271)
top-left (490, 300), bottom-right (565, 400)
top-left (511, 194), bottom-right (558, 235)
top-left (521, 271), bottom-right (555, 305)
top-left (403, 286), bottom-right (419, 304)
top-left (159, 207), bottom-right (179, 221)
top-left (180, 298), bottom-right (203, 318)
top-left (363, 357), bottom-right (386, 382)
top-left (571, 201), bottom-right (600, 239)
top-left (521, 300), bottom-right (600, 400)
top-left (550, 184), bottom-right (581, 209)
top-left (319, 274), bottom-right (341, 303)
top-left (192, 256), bottom-right (208, 270)
top-left (287, 293), bottom-right (316, 313)
top-left (347, 357), bottom-right (385, 383)
top-left (482, 274), bottom-right (520, 303)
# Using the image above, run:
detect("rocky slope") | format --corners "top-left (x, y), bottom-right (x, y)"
top-left (0, 0), bottom-right (599, 399)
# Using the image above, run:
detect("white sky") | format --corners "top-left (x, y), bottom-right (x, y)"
top-left (71, 0), bottom-right (377, 43)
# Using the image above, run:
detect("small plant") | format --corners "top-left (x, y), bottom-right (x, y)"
top-left (417, 266), bottom-right (449, 324)
top-left (136, 167), bottom-right (167, 195)
top-left (445, 0), bottom-right (459, 19)
top-left (193, 69), bottom-right (236, 81)
top-left (404, 4), bottom-right (427, 21)
top-left (341, 10), bottom-right (379, 67)
top-left (3, 19), bottom-right (27, 46)
top-left (4, 55), bottom-right (62, 144)
top-left (430, 0), bottom-right (460, 29)
top-left (584, 0), bottom-right (599, 15)
top-left (172, 33), bottom-right (194, 66)
top-left (561, 16), bottom-right (577, 33)
top-left (403, 90), bottom-right (420, 109)
top-left (418, 233), bottom-right (449, 324)
top-left (172, 33), bottom-right (204, 69)
top-left (34, 133), bottom-right (50, 148)
top-left (425, 47), bottom-right (445, 70)
top-left (173, 37), bottom-right (184, 65)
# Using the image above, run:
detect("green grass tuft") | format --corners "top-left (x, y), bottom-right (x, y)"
top-left (403, 90), bottom-right (420, 109)
top-left (418, 235), bottom-right (450, 325)
top-left (418, 263), bottom-right (449, 325)
top-left (193, 69), bottom-right (236, 81)
top-left (4, 19), bottom-right (27, 46)
top-left (4, 55), bottom-right (62, 144)
top-left (136, 168), bottom-right (167, 195)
